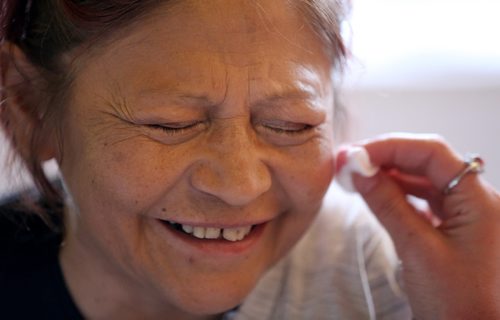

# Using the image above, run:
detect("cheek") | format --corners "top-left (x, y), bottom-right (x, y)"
top-left (280, 138), bottom-right (335, 206)
top-left (269, 137), bottom-right (334, 258)
top-left (95, 145), bottom-right (189, 211)
top-left (61, 130), bottom-right (193, 218)
top-left (60, 139), bottom-right (195, 264)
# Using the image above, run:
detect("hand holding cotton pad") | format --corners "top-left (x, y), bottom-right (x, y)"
top-left (336, 146), bottom-right (380, 193)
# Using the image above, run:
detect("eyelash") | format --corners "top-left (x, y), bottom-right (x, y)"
top-left (147, 121), bottom-right (203, 135)
top-left (262, 123), bottom-right (314, 135)
top-left (146, 121), bottom-right (314, 136)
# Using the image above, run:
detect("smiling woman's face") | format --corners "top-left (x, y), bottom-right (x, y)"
top-left (58, 0), bottom-right (336, 317)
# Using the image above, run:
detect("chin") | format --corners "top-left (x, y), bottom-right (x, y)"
top-left (173, 285), bottom-right (252, 317)
top-left (152, 268), bottom-right (263, 317)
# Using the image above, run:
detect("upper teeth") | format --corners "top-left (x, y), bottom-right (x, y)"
top-left (174, 223), bottom-right (252, 241)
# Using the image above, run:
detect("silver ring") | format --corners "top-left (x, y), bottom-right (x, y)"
top-left (443, 154), bottom-right (484, 195)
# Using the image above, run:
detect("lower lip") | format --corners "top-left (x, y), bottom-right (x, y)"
top-left (157, 220), bottom-right (268, 256)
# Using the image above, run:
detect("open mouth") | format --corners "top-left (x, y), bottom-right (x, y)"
top-left (162, 221), bottom-right (257, 242)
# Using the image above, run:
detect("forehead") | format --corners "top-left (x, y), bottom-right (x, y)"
top-left (75, 0), bottom-right (332, 104)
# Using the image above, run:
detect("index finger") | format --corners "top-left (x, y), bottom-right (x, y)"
top-left (360, 133), bottom-right (466, 192)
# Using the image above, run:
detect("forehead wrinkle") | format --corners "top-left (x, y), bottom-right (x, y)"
top-left (78, 0), bottom-right (332, 121)
top-left (162, 1), bottom-right (311, 64)
top-left (126, 63), bottom-right (229, 110)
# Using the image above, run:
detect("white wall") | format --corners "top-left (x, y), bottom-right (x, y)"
top-left (342, 0), bottom-right (500, 189)
top-left (0, 134), bottom-right (33, 196)
top-left (345, 89), bottom-right (500, 189)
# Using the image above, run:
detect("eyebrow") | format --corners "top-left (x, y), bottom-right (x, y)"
top-left (176, 93), bottom-right (216, 106)
top-left (133, 86), bottom-right (318, 110)
top-left (250, 87), bottom-right (320, 112)
top-left (134, 88), bottom-right (216, 109)
top-left (255, 89), bottom-right (316, 103)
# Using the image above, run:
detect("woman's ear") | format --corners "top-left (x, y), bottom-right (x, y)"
top-left (1, 42), bottom-right (58, 162)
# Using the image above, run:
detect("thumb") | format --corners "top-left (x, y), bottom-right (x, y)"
top-left (353, 172), bottom-right (438, 254)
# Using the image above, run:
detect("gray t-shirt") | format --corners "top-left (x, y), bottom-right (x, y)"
top-left (231, 183), bottom-right (413, 320)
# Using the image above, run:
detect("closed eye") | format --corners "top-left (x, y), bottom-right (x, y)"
top-left (146, 121), bottom-right (204, 135)
top-left (262, 121), bottom-right (313, 135)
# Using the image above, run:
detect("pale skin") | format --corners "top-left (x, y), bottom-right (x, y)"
top-left (3, 0), bottom-right (499, 319)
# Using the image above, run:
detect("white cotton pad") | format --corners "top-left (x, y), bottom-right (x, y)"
top-left (336, 146), bottom-right (379, 193)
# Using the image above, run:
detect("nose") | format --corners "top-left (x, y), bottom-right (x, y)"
top-left (190, 122), bottom-right (272, 206)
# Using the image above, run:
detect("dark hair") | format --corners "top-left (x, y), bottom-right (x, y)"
top-left (0, 0), bottom-right (349, 219)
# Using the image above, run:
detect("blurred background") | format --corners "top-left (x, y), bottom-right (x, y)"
top-left (1, 0), bottom-right (499, 196)
top-left (343, 0), bottom-right (500, 188)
